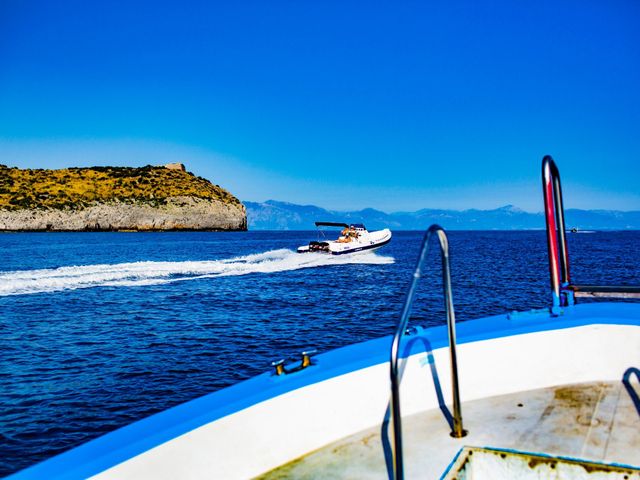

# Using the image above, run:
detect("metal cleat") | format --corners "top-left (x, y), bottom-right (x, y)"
top-left (300, 349), bottom-right (317, 369)
top-left (271, 359), bottom-right (285, 376)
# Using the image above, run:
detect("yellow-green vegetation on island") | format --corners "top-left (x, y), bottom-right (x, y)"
top-left (0, 163), bottom-right (240, 209)
top-left (0, 163), bottom-right (247, 231)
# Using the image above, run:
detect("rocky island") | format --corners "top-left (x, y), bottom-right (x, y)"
top-left (0, 163), bottom-right (247, 231)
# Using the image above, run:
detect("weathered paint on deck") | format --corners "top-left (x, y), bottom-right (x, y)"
top-left (260, 381), bottom-right (640, 479)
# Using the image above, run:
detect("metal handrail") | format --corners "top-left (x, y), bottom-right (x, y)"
top-left (542, 155), bottom-right (640, 305)
top-left (542, 155), bottom-right (571, 307)
top-left (389, 225), bottom-right (466, 480)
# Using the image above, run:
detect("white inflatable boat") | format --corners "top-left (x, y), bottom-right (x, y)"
top-left (297, 222), bottom-right (392, 255)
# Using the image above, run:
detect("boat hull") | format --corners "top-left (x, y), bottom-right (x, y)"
top-left (12, 302), bottom-right (640, 480)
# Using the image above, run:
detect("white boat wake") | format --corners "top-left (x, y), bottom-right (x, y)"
top-left (0, 249), bottom-right (394, 296)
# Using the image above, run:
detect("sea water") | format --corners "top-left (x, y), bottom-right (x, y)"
top-left (1, 230), bottom-right (639, 476)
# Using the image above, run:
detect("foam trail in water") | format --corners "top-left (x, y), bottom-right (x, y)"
top-left (0, 249), bottom-right (394, 296)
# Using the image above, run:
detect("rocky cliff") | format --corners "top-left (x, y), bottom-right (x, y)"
top-left (0, 164), bottom-right (247, 231)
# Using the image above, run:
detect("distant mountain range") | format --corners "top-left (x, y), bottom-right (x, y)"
top-left (245, 200), bottom-right (640, 230)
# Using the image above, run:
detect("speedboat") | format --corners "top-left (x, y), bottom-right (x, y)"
top-left (10, 156), bottom-right (640, 480)
top-left (297, 222), bottom-right (392, 255)
top-left (570, 227), bottom-right (596, 234)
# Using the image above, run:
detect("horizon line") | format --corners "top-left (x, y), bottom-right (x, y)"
top-left (243, 199), bottom-right (640, 215)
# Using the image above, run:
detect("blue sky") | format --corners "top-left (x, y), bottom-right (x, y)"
top-left (1, 1), bottom-right (639, 212)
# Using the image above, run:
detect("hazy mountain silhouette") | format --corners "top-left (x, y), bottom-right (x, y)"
top-left (245, 200), bottom-right (640, 230)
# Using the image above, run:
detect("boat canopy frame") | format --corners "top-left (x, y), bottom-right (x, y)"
top-left (314, 222), bottom-right (349, 228)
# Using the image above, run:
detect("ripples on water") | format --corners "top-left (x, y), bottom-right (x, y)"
top-left (1, 230), bottom-right (638, 475)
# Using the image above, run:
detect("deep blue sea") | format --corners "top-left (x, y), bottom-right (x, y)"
top-left (1, 230), bottom-right (639, 476)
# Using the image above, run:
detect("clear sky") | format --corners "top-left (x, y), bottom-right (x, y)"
top-left (1, 1), bottom-right (639, 212)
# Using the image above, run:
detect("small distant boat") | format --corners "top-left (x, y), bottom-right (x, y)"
top-left (297, 222), bottom-right (391, 255)
top-left (570, 227), bottom-right (596, 233)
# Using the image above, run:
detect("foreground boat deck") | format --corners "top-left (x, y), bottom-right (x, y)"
top-left (260, 381), bottom-right (640, 479)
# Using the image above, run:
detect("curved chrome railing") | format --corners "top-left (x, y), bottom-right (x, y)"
top-left (542, 155), bottom-right (571, 308)
top-left (389, 225), bottom-right (466, 480)
top-left (542, 155), bottom-right (640, 306)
